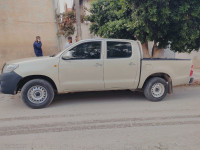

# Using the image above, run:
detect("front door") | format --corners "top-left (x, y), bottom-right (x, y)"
top-left (59, 41), bottom-right (104, 92)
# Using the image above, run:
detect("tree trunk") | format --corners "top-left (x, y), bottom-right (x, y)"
top-left (141, 42), bottom-right (151, 58)
top-left (75, 0), bottom-right (82, 40)
top-left (152, 41), bottom-right (163, 58)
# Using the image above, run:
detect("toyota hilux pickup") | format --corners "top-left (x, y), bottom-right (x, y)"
top-left (0, 39), bottom-right (194, 108)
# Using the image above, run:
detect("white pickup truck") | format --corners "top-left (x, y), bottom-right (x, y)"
top-left (0, 39), bottom-right (193, 108)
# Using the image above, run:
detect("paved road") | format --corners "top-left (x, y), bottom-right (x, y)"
top-left (0, 86), bottom-right (200, 150)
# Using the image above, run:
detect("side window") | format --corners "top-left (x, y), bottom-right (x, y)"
top-left (107, 42), bottom-right (132, 58)
top-left (69, 41), bottom-right (101, 59)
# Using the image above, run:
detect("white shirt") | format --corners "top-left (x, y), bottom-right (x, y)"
top-left (65, 42), bottom-right (71, 49)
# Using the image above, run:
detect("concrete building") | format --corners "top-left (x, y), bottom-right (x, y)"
top-left (0, 0), bottom-right (58, 68)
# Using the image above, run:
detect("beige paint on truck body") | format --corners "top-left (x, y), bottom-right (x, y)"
top-left (4, 39), bottom-right (192, 94)
top-left (138, 59), bottom-right (192, 89)
top-left (12, 57), bottom-right (61, 92)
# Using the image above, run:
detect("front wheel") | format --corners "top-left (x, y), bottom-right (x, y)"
top-left (144, 77), bottom-right (168, 102)
top-left (21, 79), bottom-right (55, 109)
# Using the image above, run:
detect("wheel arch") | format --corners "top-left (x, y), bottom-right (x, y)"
top-left (142, 73), bottom-right (173, 94)
top-left (16, 75), bottom-right (58, 94)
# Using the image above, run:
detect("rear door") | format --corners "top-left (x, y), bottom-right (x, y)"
top-left (104, 41), bottom-right (139, 89)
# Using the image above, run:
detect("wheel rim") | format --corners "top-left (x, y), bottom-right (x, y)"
top-left (27, 85), bottom-right (48, 104)
top-left (151, 83), bottom-right (165, 98)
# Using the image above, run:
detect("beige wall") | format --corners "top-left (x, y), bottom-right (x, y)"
top-left (0, 0), bottom-right (58, 68)
top-left (176, 52), bottom-right (200, 69)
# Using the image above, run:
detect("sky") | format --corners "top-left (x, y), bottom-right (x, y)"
top-left (59, 0), bottom-right (74, 13)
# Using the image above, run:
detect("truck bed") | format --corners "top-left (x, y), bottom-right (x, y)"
top-left (138, 58), bottom-right (192, 88)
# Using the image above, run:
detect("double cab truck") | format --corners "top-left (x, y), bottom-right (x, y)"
top-left (0, 39), bottom-right (194, 108)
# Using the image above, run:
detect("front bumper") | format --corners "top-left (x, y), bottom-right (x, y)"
top-left (0, 71), bottom-right (22, 95)
top-left (189, 77), bottom-right (194, 84)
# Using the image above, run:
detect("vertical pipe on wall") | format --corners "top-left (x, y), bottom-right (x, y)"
top-left (51, 0), bottom-right (61, 52)
top-left (75, 0), bottom-right (82, 41)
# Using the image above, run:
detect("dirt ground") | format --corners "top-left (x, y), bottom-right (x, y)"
top-left (0, 85), bottom-right (200, 150)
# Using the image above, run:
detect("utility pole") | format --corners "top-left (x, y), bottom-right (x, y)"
top-left (75, 0), bottom-right (82, 40)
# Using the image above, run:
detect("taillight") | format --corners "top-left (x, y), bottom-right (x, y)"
top-left (190, 65), bottom-right (193, 77)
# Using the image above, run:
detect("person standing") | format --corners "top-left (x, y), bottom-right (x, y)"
top-left (33, 36), bottom-right (43, 57)
top-left (65, 36), bottom-right (72, 49)
top-left (75, 35), bottom-right (79, 42)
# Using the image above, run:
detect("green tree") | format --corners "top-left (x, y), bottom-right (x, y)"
top-left (87, 0), bottom-right (200, 58)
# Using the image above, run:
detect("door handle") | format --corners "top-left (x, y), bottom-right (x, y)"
top-left (95, 63), bottom-right (103, 67)
top-left (129, 62), bottom-right (136, 66)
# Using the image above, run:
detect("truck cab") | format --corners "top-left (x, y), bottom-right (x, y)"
top-left (59, 39), bottom-right (141, 92)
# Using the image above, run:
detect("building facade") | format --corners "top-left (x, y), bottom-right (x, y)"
top-left (0, 0), bottom-right (58, 68)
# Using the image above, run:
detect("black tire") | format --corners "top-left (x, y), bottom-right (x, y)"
top-left (144, 77), bottom-right (168, 102)
top-left (21, 79), bottom-right (55, 109)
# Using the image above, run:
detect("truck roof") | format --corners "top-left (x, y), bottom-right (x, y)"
top-left (78, 38), bottom-right (136, 43)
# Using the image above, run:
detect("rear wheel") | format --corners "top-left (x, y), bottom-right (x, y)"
top-left (144, 77), bottom-right (168, 102)
top-left (21, 79), bottom-right (54, 109)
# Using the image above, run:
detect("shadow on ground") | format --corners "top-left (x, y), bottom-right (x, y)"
top-left (52, 90), bottom-right (145, 106)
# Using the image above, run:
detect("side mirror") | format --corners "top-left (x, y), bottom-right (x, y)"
top-left (62, 51), bottom-right (73, 60)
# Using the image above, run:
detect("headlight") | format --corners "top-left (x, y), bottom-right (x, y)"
top-left (2, 64), bottom-right (19, 73)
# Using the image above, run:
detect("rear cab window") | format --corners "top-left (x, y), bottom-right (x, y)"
top-left (107, 41), bottom-right (132, 59)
